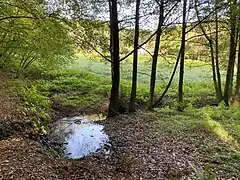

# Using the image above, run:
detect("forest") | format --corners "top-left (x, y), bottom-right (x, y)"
top-left (0, 0), bottom-right (240, 179)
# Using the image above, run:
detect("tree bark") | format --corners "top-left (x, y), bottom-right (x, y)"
top-left (152, 44), bottom-right (183, 108)
top-left (194, 0), bottom-right (219, 102)
top-left (108, 0), bottom-right (120, 117)
top-left (109, 0), bottom-right (113, 79)
top-left (223, 0), bottom-right (237, 106)
top-left (147, 0), bottom-right (164, 111)
top-left (223, 1), bottom-right (237, 106)
top-left (178, 0), bottom-right (187, 105)
top-left (229, 30), bottom-right (239, 100)
top-left (129, 0), bottom-right (141, 112)
top-left (234, 33), bottom-right (240, 104)
top-left (215, 0), bottom-right (223, 102)
top-left (209, 39), bottom-right (219, 101)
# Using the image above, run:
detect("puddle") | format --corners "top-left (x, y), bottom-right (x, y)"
top-left (49, 114), bottom-right (110, 159)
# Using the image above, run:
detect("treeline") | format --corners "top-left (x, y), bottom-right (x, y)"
top-left (0, 0), bottom-right (240, 117)
top-left (77, 20), bottom-right (230, 68)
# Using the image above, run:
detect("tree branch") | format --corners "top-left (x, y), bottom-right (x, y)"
top-left (185, 4), bottom-right (226, 34)
top-left (0, 16), bottom-right (36, 21)
top-left (140, 46), bottom-right (153, 57)
top-left (85, 41), bottom-right (112, 63)
top-left (119, 0), bottom-right (180, 62)
top-left (152, 44), bottom-right (183, 107)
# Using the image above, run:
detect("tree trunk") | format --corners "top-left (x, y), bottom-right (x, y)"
top-left (229, 30), bottom-right (239, 103)
top-left (178, 0), bottom-right (187, 105)
top-left (108, 0), bottom-right (120, 117)
top-left (147, 0), bottom-right (164, 111)
top-left (152, 44), bottom-right (183, 108)
top-left (234, 34), bottom-right (240, 104)
top-left (109, 0), bottom-right (114, 80)
top-left (129, 0), bottom-right (141, 112)
top-left (209, 40), bottom-right (219, 101)
top-left (235, 34), bottom-right (240, 105)
top-left (223, 0), bottom-right (237, 106)
top-left (194, 0), bottom-right (219, 102)
top-left (215, 0), bottom-right (223, 102)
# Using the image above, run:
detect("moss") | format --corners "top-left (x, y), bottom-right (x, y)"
top-left (0, 122), bottom-right (12, 140)
top-left (61, 94), bottom-right (101, 107)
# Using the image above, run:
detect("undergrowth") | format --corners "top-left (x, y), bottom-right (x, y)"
top-left (10, 57), bottom-right (216, 132)
top-left (149, 105), bottom-right (240, 178)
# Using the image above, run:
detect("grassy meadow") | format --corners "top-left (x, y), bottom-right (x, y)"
top-left (20, 55), bottom-right (218, 109)
top-left (8, 54), bottom-right (218, 134)
top-left (69, 55), bottom-right (216, 106)
top-left (13, 55), bottom-right (217, 116)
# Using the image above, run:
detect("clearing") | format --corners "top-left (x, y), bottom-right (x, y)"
top-left (0, 58), bottom-right (240, 179)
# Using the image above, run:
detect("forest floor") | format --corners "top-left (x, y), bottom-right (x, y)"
top-left (0, 70), bottom-right (240, 179)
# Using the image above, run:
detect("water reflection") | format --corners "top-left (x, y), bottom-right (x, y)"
top-left (66, 122), bottom-right (109, 158)
top-left (50, 114), bottom-right (110, 159)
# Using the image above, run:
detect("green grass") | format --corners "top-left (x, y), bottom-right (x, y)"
top-left (68, 56), bottom-right (216, 106)
top-left (148, 105), bottom-right (240, 178)
top-left (12, 56), bottom-right (218, 116)
top-left (55, 93), bottom-right (101, 107)
top-left (151, 105), bottom-right (240, 145)
top-left (73, 55), bottom-right (213, 83)
top-left (10, 55), bottom-right (217, 130)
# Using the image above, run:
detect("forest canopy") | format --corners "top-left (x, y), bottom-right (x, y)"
top-left (0, 0), bottom-right (73, 71)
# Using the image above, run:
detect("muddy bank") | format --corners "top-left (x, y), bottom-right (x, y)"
top-left (51, 93), bottom-right (106, 119)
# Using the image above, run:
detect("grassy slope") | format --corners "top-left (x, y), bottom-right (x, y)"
top-left (6, 56), bottom-right (240, 178)
top-left (150, 106), bottom-right (240, 178)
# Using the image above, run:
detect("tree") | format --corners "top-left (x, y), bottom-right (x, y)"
top-left (129, 0), bottom-right (141, 112)
top-left (108, 0), bottom-right (120, 117)
top-left (152, 0), bottom-right (220, 108)
top-left (234, 33), bottom-right (240, 105)
top-left (147, 0), bottom-right (164, 110)
top-left (68, 0), bottom-right (171, 115)
top-left (194, 0), bottom-right (222, 102)
top-left (0, 0), bottom-right (73, 72)
top-left (152, 44), bottom-right (183, 108)
top-left (178, 0), bottom-right (187, 106)
top-left (223, 0), bottom-right (238, 106)
top-left (215, 0), bottom-right (223, 102)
